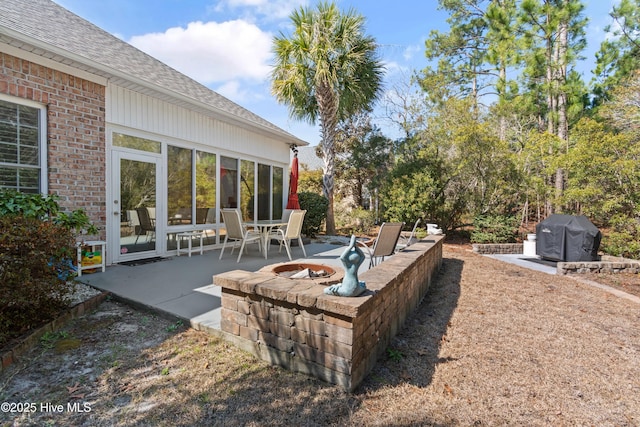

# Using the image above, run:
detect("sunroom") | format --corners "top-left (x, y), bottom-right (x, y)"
top-left (0, 0), bottom-right (307, 266)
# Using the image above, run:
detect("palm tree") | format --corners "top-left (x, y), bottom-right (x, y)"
top-left (271, 1), bottom-right (384, 235)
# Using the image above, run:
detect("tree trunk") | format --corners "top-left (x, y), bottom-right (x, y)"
top-left (557, 18), bottom-right (568, 144)
top-left (546, 7), bottom-right (556, 136)
top-left (498, 65), bottom-right (507, 141)
top-left (320, 135), bottom-right (336, 235)
top-left (317, 81), bottom-right (338, 235)
top-left (555, 1), bottom-right (569, 211)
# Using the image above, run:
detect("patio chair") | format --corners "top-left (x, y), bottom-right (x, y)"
top-left (269, 209), bottom-right (307, 261)
top-left (359, 222), bottom-right (404, 268)
top-left (281, 208), bottom-right (294, 223)
top-left (126, 209), bottom-right (140, 234)
top-left (219, 209), bottom-right (262, 262)
top-left (396, 218), bottom-right (421, 251)
top-left (274, 209), bottom-right (295, 236)
top-left (134, 207), bottom-right (156, 244)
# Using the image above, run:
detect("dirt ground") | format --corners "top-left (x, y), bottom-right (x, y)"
top-left (1, 244), bottom-right (639, 426)
top-left (580, 271), bottom-right (640, 299)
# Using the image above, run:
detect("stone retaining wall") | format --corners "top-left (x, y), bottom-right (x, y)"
top-left (472, 242), bottom-right (640, 275)
top-left (558, 257), bottom-right (640, 275)
top-left (213, 236), bottom-right (444, 391)
top-left (472, 243), bottom-right (523, 254)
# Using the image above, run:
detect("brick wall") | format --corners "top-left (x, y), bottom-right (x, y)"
top-left (214, 236), bottom-right (444, 391)
top-left (0, 52), bottom-right (106, 238)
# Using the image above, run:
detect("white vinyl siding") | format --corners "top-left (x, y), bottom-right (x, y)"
top-left (106, 85), bottom-right (289, 163)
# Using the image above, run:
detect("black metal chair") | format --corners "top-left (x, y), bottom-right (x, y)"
top-left (134, 207), bottom-right (156, 244)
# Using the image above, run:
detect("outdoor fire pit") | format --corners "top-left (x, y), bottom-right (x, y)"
top-left (258, 262), bottom-right (344, 286)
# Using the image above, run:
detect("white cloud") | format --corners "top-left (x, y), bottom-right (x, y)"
top-left (214, 0), bottom-right (307, 21)
top-left (129, 20), bottom-right (273, 84)
top-left (214, 80), bottom-right (256, 103)
top-left (403, 43), bottom-right (421, 62)
top-left (382, 60), bottom-right (414, 82)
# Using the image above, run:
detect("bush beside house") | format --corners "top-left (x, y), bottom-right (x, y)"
top-left (0, 191), bottom-right (95, 347)
top-left (298, 191), bottom-right (328, 237)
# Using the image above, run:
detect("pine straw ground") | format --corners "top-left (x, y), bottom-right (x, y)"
top-left (1, 244), bottom-right (639, 426)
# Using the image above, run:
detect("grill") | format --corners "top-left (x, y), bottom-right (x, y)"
top-left (536, 214), bottom-right (601, 262)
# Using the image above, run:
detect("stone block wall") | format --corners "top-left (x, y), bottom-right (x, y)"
top-left (558, 259), bottom-right (640, 275)
top-left (472, 243), bottom-right (523, 254)
top-left (214, 236), bottom-right (444, 391)
top-left (0, 52), bottom-right (106, 238)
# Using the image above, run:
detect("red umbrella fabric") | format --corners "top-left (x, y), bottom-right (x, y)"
top-left (286, 152), bottom-right (300, 209)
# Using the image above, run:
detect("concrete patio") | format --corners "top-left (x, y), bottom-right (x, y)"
top-left (78, 237), bottom-right (562, 338)
top-left (78, 238), bottom-right (363, 333)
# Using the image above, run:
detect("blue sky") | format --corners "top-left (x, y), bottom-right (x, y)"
top-left (54, 0), bottom-right (618, 146)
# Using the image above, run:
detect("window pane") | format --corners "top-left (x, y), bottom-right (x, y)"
top-left (220, 156), bottom-right (238, 209)
top-left (195, 151), bottom-right (216, 224)
top-left (240, 160), bottom-right (254, 221)
top-left (0, 122), bottom-right (17, 145)
top-left (120, 158), bottom-right (157, 254)
top-left (19, 168), bottom-right (39, 192)
top-left (273, 166), bottom-right (283, 221)
top-left (257, 164), bottom-right (270, 220)
top-left (18, 105), bottom-right (39, 128)
top-left (0, 167), bottom-right (17, 188)
top-left (19, 145), bottom-right (38, 166)
top-left (167, 146), bottom-right (193, 225)
top-left (113, 132), bottom-right (161, 153)
top-left (20, 126), bottom-right (38, 145)
top-left (0, 100), bottom-right (17, 123)
top-left (0, 141), bottom-right (17, 163)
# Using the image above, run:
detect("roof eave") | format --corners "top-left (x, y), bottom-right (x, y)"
top-left (0, 27), bottom-right (309, 147)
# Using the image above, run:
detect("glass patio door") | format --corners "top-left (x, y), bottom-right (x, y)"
top-left (112, 150), bottom-right (161, 263)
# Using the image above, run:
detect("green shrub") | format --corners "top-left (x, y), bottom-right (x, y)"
top-left (601, 215), bottom-right (640, 259)
top-left (0, 216), bottom-right (76, 346)
top-left (349, 207), bottom-right (375, 234)
top-left (471, 214), bottom-right (518, 243)
top-left (336, 207), bottom-right (376, 235)
top-left (0, 190), bottom-right (60, 219)
top-left (602, 232), bottom-right (640, 259)
top-left (0, 190), bottom-right (98, 234)
top-left (298, 191), bottom-right (328, 237)
top-left (0, 190), bottom-right (97, 346)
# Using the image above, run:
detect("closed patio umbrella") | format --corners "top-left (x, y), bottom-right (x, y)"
top-left (286, 150), bottom-right (300, 209)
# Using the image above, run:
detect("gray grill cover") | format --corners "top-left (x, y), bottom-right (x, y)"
top-left (536, 215), bottom-right (601, 262)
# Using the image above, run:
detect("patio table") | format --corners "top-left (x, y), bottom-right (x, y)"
top-left (176, 231), bottom-right (204, 257)
top-left (243, 220), bottom-right (287, 259)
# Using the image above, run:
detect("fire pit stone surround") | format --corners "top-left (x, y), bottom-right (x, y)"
top-left (257, 262), bottom-right (344, 286)
top-left (214, 236), bottom-right (444, 391)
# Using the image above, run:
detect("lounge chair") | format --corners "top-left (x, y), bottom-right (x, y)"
top-left (396, 218), bottom-right (421, 251)
top-left (359, 222), bottom-right (404, 268)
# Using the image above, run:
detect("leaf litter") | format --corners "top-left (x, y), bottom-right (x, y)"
top-left (0, 244), bottom-right (638, 426)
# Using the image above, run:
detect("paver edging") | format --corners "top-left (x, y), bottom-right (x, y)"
top-left (0, 291), bottom-right (109, 374)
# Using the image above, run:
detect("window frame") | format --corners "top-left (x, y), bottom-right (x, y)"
top-left (0, 94), bottom-right (48, 194)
